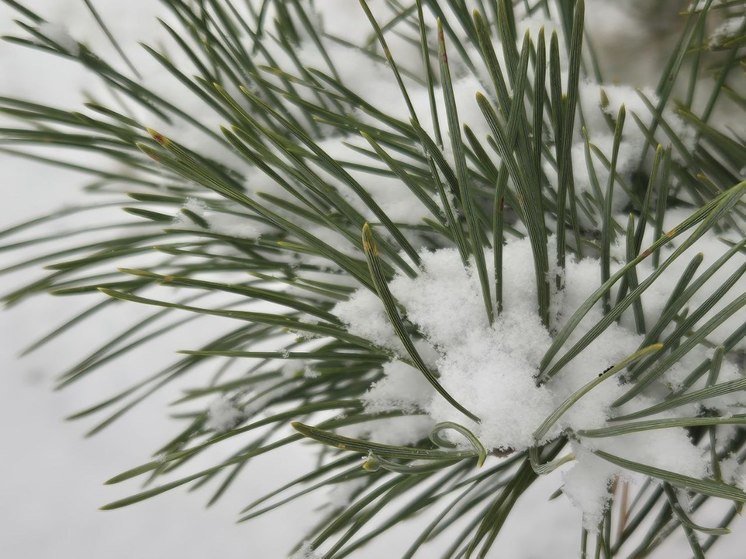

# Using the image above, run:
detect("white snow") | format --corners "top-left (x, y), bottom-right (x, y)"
top-left (339, 415), bottom-right (437, 447)
top-left (205, 397), bottom-right (245, 432)
top-left (562, 446), bottom-right (619, 530)
top-left (175, 198), bottom-right (267, 240)
top-left (709, 15), bottom-right (746, 48)
top-left (334, 221), bottom-right (744, 526)
top-left (362, 361), bottom-right (433, 414)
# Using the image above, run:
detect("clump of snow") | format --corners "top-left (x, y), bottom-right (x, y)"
top-left (555, 82), bottom-right (695, 231)
top-left (433, 318), bottom-right (554, 451)
top-left (593, 429), bottom-right (709, 480)
top-left (362, 361), bottom-right (433, 414)
top-left (337, 235), bottom-right (655, 452)
top-left (384, 244), bottom-right (558, 449)
top-left (709, 15), bottom-right (745, 48)
top-left (339, 415), bottom-right (437, 447)
top-left (624, 208), bottom-right (746, 356)
top-left (333, 288), bottom-right (404, 352)
top-left (564, 426), bottom-right (712, 530)
top-left (334, 238), bottom-right (552, 450)
top-left (334, 217), bottom-right (742, 526)
top-left (721, 456), bottom-right (746, 490)
top-left (562, 446), bottom-right (619, 530)
top-left (205, 397), bottom-right (244, 432)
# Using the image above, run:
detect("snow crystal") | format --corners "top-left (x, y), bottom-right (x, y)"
top-left (333, 287), bottom-right (403, 352)
top-left (362, 361), bottom-right (433, 414)
top-left (205, 398), bottom-right (244, 432)
top-left (304, 368), bottom-right (321, 379)
top-left (207, 213), bottom-right (263, 240)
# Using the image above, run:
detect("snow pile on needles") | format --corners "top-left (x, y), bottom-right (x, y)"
top-left (334, 225), bottom-right (744, 527)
